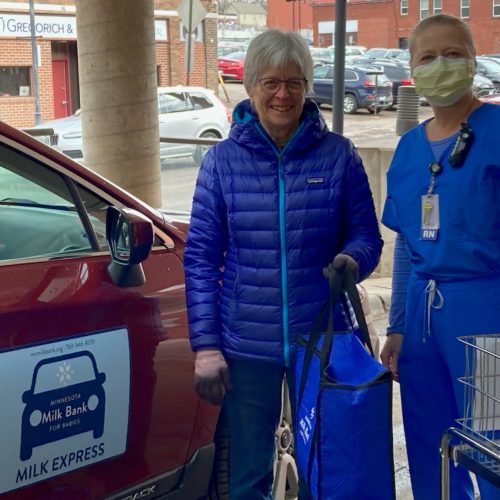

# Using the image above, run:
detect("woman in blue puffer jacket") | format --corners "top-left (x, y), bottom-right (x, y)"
top-left (184, 29), bottom-right (383, 499)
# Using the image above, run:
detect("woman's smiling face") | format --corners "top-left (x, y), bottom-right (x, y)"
top-left (248, 62), bottom-right (307, 146)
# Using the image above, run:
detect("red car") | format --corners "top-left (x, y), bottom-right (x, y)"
top-left (217, 51), bottom-right (246, 81)
top-left (0, 120), bottom-right (226, 499)
top-left (480, 93), bottom-right (500, 104)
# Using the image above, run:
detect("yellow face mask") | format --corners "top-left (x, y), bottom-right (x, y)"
top-left (412, 57), bottom-right (474, 107)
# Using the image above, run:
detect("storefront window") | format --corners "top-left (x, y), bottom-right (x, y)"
top-left (0, 67), bottom-right (31, 97)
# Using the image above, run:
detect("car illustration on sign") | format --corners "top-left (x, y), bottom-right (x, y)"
top-left (20, 351), bottom-right (106, 461)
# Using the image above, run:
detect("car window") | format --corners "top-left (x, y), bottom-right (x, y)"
top-left (365, 73), bottom-right (390, 85)
top-left (188, 92), bottom-right (214, 110)
top-left (313, 65), bottom-right (332, 79)
top-left (384, 66), bottom-right (410, 80)
top-left (0, 143), bottom-right (109, 261)
top-left (158, 92), bottom-right (192, 113)
top-left (345, 70), bottom-right (358, 81)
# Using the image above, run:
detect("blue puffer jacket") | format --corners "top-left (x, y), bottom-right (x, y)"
top-left (184, 99), bottom-right (382, 365)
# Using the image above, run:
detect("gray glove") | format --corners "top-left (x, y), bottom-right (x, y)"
top-left (194, 349), bottom-right (230, 406)
top-left (323, 253), bottom-right (359, 282)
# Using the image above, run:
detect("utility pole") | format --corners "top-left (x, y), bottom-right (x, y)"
top-left (29, 0), bottom-right (42, 125)
top-left (332, 0), bottom-right (346, 134)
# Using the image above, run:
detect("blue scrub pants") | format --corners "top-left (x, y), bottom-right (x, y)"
top-left (400, 275), bottom-right (500, 500)
top-left (224, 359), bottom-right (297, 499)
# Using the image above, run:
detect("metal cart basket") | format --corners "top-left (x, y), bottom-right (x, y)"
top-left (441, 334), bottom-right (500, 499)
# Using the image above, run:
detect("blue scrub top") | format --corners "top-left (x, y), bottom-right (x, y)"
top-left (382, 103), bottom-right (500, 281)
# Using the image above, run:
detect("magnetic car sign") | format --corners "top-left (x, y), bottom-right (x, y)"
top-left (0, 328), bottom-right (130, 494)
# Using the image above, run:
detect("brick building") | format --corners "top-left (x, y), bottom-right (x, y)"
top-left (0, 0), bottom-right (218, 128)
top-left (268, 0), bottom-right (500, 52)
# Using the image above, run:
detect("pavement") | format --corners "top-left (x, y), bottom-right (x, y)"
top-left (363, 277), bottom-right (413, 500)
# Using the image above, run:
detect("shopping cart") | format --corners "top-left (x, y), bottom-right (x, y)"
top-left (441, 334), bottom-right (500, 499)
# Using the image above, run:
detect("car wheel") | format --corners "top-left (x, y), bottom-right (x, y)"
top-left (193, 131), bottom-right (221, 165)
top-left (343, 94), bottom-right (358, 114)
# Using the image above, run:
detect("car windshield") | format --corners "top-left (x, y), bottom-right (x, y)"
top-left (33, 355), bottom-right (98, 393)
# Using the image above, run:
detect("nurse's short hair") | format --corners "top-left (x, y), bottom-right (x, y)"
top-left (243, 30), bottom-right (313, 93)
top-left (409, 14), bottom-right (476, 60)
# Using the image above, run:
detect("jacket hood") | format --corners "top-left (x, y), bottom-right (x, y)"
top-left (229, 98), bottom-right (329, 153)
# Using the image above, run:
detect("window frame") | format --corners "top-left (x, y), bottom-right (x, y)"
top-left (494, 0), bottom-right (500, 17)
top-left (0, 66), bottom-right (31, 97)
top-left (400, 0), bottom-right (408, 15)
top-left (460, 0), bottom-right (470, 18)
top-left (420, 0), bottom-right (429, 19)
top-left (433, 0), bottom-right (442, 14)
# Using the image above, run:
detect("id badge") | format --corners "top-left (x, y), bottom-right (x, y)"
top-left (420, 194), bottom-right (440, 241)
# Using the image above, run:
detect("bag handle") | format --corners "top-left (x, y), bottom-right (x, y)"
top-left (297, 271), bottom-right (343, 402)
top-left (342, 270), bottom-right (375, 357)
top-left (297, 269), bottom-right (374, 403)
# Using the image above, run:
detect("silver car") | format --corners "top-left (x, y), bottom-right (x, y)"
top-left (29, 86), bottom-right (231, 165)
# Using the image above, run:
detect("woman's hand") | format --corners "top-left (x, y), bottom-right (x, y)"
top-left (323, 253), bottom-right (359, 282)
top-left (194, 349), bottom-right (231, 405)
top-left (380, 334), bottom-right (403, 382)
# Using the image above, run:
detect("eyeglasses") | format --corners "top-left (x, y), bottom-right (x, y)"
top-left (258, 77), bottom-right (308, 94)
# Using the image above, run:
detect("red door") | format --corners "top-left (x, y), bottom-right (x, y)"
top-left (52, 60), bottom-right (71, 118)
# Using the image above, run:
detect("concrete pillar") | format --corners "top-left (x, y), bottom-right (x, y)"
top-left (75, 0), bottom-right (161, 207)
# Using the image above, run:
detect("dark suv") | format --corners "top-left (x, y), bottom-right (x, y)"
top-left (362, 59), bottom-right (413, 108)
top-left (308, 64), bottom-right (393, 113)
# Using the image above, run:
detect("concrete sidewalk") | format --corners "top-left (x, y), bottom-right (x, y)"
top-left (363, 276), bottom-right (413, 500)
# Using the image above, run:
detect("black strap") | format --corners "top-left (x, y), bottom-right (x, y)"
top-left (297, 269), bottom-right (374, 404)
top-left (297, 271), bottom-right (343, 402)
top-left (342, 271), bottom-right (374, 357)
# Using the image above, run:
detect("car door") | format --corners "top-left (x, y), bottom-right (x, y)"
top-left (0, 137), bottom-right (203, 498)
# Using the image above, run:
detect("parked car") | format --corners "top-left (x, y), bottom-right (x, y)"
top-left (217, 51), bottom-right (246, 81)
top-left (29, 86), bottom-right (231, 166)
top-left (480, 93), bottom-right (500, 104)
top-left (472, 73), bottom-right (495, 97)
top-left (217, 42), bottom-right (246, 57)
top-left (328, 45), bottom-right (367, 57)
top-left (363, 59), bottom-right (412, 108)
top-left (362, 48), bottom-right (405, 60)
top-left (310, 47), bottom-right (335, 66)
top-left (475, 56), bottom-right (500, 92)
top-left (308, 63), bottom-right (393, 113)
top-left (393, 49), bottom-right (410, 62)
top-left (0, 118), bottom-right (221, 499)
top-left (0, 118), bottom-right (297, 500)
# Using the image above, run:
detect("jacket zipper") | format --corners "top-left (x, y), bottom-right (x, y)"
top-left (277, 151), bottom-right (290, 366)
top-left (254, 122), bottom-right (303, 366)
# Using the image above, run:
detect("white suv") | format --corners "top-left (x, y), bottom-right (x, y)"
top-left (29, 86), bottom-right (231, 165)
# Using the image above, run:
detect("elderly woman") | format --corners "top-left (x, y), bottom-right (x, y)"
top-left (184, 29), bottom-right (382, 499)
top-left (381, 14), bottom-right (500, 500)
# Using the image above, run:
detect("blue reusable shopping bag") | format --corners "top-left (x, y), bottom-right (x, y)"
top-left (295, 271), bottom-right (395, 500)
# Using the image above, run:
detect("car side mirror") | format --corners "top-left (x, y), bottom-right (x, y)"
top-left (106, 206), bottom-right (154, 287)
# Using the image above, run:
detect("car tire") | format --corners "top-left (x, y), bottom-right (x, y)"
top-left (343, 94), bottom-right (358, 114)
top-left (207, 408), bottom-right (230, 500)
top-left (193, 131), bottom-right (221, 165)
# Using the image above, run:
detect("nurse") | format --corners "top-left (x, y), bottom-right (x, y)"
top-left (381, 13), bottom-right (500, 500)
